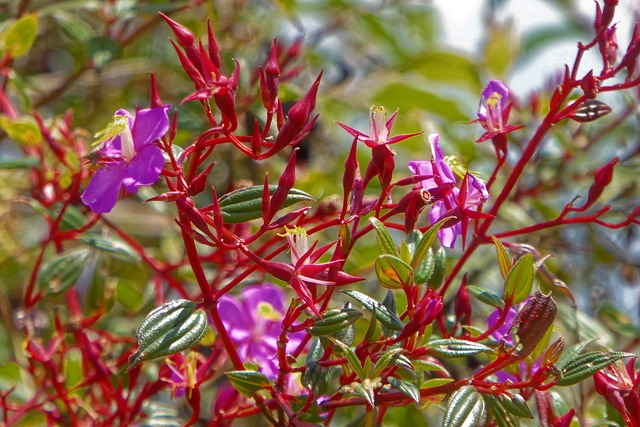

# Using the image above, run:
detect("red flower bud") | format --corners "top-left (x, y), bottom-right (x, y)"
top-left (160, 13), bottom-right (195, 47)
top-left (160, 13), bottom-right (202, 75)
top-left (620, 23), bottom-right (640, 76)
top-left (268, 149), bottom-right (297, 221)
top-left (149, 73), bottom-right (164, 109)
top-left (580, 70), bottom-right (601, 99)
top-left (188, 162), bottom-right (215, 196)
top-left (260, 39), bottom-right (280, 112)
top-left (264, 72), bottom-right (322, 157)
top-left (580, 157), bottom-right (618, 210)
top-left (206, 20), bottom-right (221, 70)
top-left (454, 276), bottom-right (472, 325)
top-left (171, 40), bottom-right (205, 88)
top-left (552, 409), bottom-right (576, 427)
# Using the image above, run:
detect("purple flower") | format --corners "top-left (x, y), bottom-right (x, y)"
top-left (476, 80), bottom-right (522, 143)
top-left (81, 105), bottom-right (170, 213)
top-left (218, 283), bottom-right (303, 379)
top-left (409, 134), bottom-right (490, 248)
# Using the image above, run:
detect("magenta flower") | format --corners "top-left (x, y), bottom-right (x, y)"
top-left (408, 134), bottom-right (490, 248)
top-left (81, 105), bottom-right (170, 213)
top-left (218, 283), bottom-right (304, 379)
top-left (475, 80), bottom-right (522, 143)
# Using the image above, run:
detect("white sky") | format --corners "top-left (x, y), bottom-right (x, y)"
top-left (432, 0), bottom-right (639, 94)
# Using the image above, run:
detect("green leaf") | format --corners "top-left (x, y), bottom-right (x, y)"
top-left (218, 185), bottom-right (314, 223)
top-left (341, 290), bottom-right (404, 331)
top-left (307, 308), bottom-right (362, 336)
top-left (484, 394), bottom-right (520, 427)
top-left (226, 371), bottom-right (272, 397)
top-left (443, 386), bottom-right (487, 427)
top-left (555, 351), bottom-right (634, 386)
top-left (302, 360), bottom-right (332, 396)
top-left (51, 204), bottom-right (86, 231)
top-left (504, 254), bottom-right (534, 304)
top-left (467, 285), bottom-right (504, 308)
top-left (80, 235), bottom-right (140, 263)
top-left (116, 279), bottom-right (145, 311)
top-left (411, 216), bottom-right (452, 270)
top-left (427, 247), bottom-right (447, 289)
top-left (129, 300), bottom-right (208, 371)
top-left (502, 394), bottom-right (533, 419)
top-left (63, 348), bottom-right (83, 392)
top-left (420, 377), bottom-right (454, 389)
top-left (521, 24), bottom-right (584, 57)
top-left (491, 236), bottom-right (511, 280)
top-left (369, 217), bottom-right (400, 257)
top-left (38, 249), bottom-right (89, 295)
top-left (405, 50), bottom-right (481, 91)
top-left (332, 339), bottom-right (365, 380)
top-left (484, 22), bottom-right (518, 77)
top-left (306, 337), bottom-right (325, 362)
top-left (399, 241), bottom-right (412, 264)
top-left (429, 338), bottom-right (494, 358)
top-left (351, 383), bottom-right (375, 407)
top-left (381, 291), bottom-right (399, 338)
top-left (374, 83), bottom-right (468, 123)
top-left (0, 362), bottom-right (35, 402)
top-left (2, 14), bottom-right (38, 58)
top-left (0, 155), bottom-right (39, 169)
top-left (414, 247), bottom-right (435, 285)
top-left (375, 254), bottom-right (413, 289)
top-left (388, 377), bottom-right (420, 404)
top-left (0, 115), bottom-right (42, 146)
top-left (52, 10), bottom-right (93, 42)
top-left (88, 36), bottom-right (122, 71)
top-left (371, 348), bottom-right (403, 378)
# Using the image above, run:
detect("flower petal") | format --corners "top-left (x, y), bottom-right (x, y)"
top-left (428, 134), bottom-right (456, 184)
top-left (132, 105), bottom-right (171, 151)
top-left (218, 294), bottom-right (253, 343)
top-left (121, 145), bottom-right (165, 194)
top-left (242, 283), bottom-right (286, 316)
top-left (81, 161), bottom-right (127, 213)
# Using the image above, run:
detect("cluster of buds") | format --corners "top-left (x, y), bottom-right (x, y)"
top-left (161, 14), bottom-right (321, 159)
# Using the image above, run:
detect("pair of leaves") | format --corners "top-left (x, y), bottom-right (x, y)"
top-left (370, 217), bottom-right (450, 289)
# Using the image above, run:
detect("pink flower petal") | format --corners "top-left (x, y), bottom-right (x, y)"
top-left (121, 145), bottom-right (165, 194)
top-left (81, 161), bottom-right (127, 213)
top-left (132, 105), bottom-right (171, 151)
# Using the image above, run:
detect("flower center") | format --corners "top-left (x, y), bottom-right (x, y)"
top-left (369, 105), bottom-right (388, 143)
top-left (120, 120), bottom-right (136, 162)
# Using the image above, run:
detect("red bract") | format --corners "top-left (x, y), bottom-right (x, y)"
top-left (594, 359), bottom-right (640, 427)
top-left (244, 228), bottom-right (362, 317)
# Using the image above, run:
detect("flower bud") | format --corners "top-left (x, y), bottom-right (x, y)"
top-left (580, 70), bottom-right (601, 99)
top-left (454, 276), bottom-right (472, 325)
top-left (513, 291), bottom-right (557, 358)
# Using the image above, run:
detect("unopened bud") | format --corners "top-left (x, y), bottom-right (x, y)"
top-left (580, 70), bottom-right (601, 99)
top-left (513, 291), bottom-right (557, 358)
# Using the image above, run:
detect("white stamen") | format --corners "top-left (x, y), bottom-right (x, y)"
top-left (120, 121), bottom-right (135, 162)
